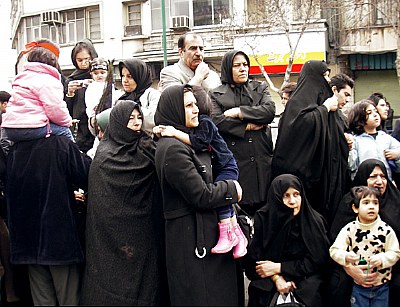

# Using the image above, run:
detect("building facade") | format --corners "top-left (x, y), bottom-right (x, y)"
top-left (9, 0), bottom-right (400, 115)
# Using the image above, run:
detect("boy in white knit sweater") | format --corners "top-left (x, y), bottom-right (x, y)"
top-left (330, 186), bottom-right (400, 307)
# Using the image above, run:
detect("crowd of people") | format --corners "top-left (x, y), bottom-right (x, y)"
top-left (0, 32), bottom-right (399, 307)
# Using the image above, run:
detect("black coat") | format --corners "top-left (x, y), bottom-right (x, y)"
top-left (211, 80), bottom-right (275, 209)
top-left (155, 136), bottom-right (240, 306)
top-left (6, 136), bottom-right (91, 264)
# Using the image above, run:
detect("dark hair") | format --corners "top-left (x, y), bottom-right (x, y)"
top-left (26, 39), bottom-right (60, 71)
top-left (71, 39), bottom-right (98, 69)
top-left (178, 32), bottom-right (203, 50)
top-left (191, 85), bottom-right (212, 116)
top-left (329, 73), bottom-right (354, 91)
top-left (347, 100), bottom-right (376, 135)
top-left (367, 92), bottom-right (385, 106)
top-left (0, 91), bottom-right (11, 103)
top-left (351, 186), bottom-right (381, 209)
top-left (279, 82), bottom-right (297, 98)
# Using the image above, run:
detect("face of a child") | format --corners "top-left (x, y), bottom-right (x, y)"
top-left (121, 66), bottom-right (137, 93)
top-left (376, 99), bottom-right (389, 120)
top-left (75, 50), bottom-right (92, 70)
top-left (91, 69), bottom-right (108, 82)
top-left (127, 108), bottom-right (143, 132)
top-left (365, 104), bottom-right (381, 130)
top-left (282, 187), bottom-right (302, 216)
top-left (352, 194), bottom-right (379, 224)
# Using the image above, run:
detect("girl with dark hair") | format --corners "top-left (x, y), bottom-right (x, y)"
top-left (65, 39), bottom-right (98, 153)
top-left (154, 84), bottom-right (242, 306)
top-left (118, 58), bottom-right (160, 134)
top-left (246, 174), bottom-right (330, 307)
top-left (2, 39), bottom-right (73, 142)
top-left (153, 85), bottom-right (248, 258)
top-left (347, 100), bottom-right (400, 181)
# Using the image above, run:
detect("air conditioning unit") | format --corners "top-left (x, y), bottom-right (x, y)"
top-left (125, 25), bottom-right (142, 36)
top-left (170, 16), bottom-right (190, 30)
top-left (41, 11), bottom-right (61, 24)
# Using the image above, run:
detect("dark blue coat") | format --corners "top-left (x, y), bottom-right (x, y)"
top-left (6, 136), bottom-right (91, 265)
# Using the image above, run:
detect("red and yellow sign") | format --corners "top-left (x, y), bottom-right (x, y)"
top-left (249, 51), bottom-right (325, 75)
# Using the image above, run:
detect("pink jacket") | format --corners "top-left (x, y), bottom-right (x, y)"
top-left (2, 62), bottom-right (72, 128)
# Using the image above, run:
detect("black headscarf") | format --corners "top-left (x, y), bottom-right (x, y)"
top-left (154, 84), bottom-right (193, 134)
top-left (250, 174), bottom-right (329, 264)
top-left (118, 59), bottom-right (153, 102)
top-left (330, 158), bottom-right (400, 241)
top-left (220, 50), bottom-right (253, 107)
top-left (68, 39), bottom-right (98, 81)
top-left (272, 60), bottom-right (349, 222)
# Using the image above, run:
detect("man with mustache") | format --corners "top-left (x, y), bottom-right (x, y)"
top-left (159, 32), bottom-right (221, 92)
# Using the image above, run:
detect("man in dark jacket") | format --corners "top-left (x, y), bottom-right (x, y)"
top-left (6, 136), bottom-right (91, 305)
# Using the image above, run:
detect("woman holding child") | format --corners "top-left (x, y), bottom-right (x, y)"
top-left (154, 84), bottom-right (242, 306)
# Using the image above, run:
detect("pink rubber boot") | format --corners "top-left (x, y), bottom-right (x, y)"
top-left (233, 224), bottom-right (248, 259)
top-left (211, 222), bottom-right (239, 254)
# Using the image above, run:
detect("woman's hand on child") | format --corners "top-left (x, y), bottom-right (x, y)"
top-left (344, 264), bottom-right (378, 288)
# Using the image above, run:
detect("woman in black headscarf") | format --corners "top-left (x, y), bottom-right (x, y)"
top-left (246, 174), bottom-right (330, 307)
top-left (271, 60), bottom-right (349, 224)
top-left (80, 100), bottom-right (164, 305)
top-left (328, 158), bottom-right (400, 307)
top-left (154, 84), bottom-right (242, 306)
top-left (211, 50), bottom-right (275, 216)
top-left (64, 39), bottom-right (98, 153)
top-left (118, 58), bottom-right (160, 133)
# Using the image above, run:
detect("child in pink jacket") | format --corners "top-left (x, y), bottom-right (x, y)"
top-left (2, 39), bottom-right (73, 142)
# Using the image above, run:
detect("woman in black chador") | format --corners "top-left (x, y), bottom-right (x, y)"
top-left (246, 174), bottom-right (330, 307)
top-left (80, 100), bottom-right (164, 305)
top-left (272, 60), bottom-right (349, 224)
top-left (328, 159), bottom-right (400, 307)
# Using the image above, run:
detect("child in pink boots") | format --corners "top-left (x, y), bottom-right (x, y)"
top-left (153, 85), bottom-right (248, 258)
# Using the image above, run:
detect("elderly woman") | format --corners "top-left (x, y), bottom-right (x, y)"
top-left (118, 58), bottom-right (160, 134)
top-left (80, 100), bottom-right (164, 305)
top-left (154, 84), bottom-right (242, 306)
top-left (211, 50), bottom-right (275, 216)
top-left (328, 159), bottom-right (400, 307)
top-left (246, 174), bottom-right (330, 307)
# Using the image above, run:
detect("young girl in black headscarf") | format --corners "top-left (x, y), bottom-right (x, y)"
top-left (246, 174), bottom-right (330, 307)
top-left (118, 58), bottom-right (160, 134)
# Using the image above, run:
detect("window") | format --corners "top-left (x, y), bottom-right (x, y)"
top-left (61, 9), bottom-right (85, 43)
top-left (125, 2), bottom-right (142, 36)
top-left (25, 16), bottom-right (41, 43)
top-left (193, 0), bottom-right (230, 26)
top-left (88, 9), bottom-right (101, 39)
top-left (150, 0), bottom-right (231, 30)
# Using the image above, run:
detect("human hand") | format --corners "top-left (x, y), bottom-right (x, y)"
top-left (384, 149), bottom-right (400, 160)
top-left (68, 80), bottom-right (83, 96)
top-left (233, 180), bottom-right (242, 202)
top-left (245, 123), bottom-right (265, 131)
top-left (345, 252), bottom-right (359, 264)
top-left (323, 95), bottom-right (338, 112)
top-left (369, 255), bottom-right (382, 269)
top-left (223, 107), bottom-right (242, 119)
top-left (194, 62), bottom-right (210, 81)
top-left (344, 133), bottom-right (354, 150)
top-left (274, 276), bottom-right (296, 295)
top-left (74, 190), bottom-right (85, 203)
top-left (153, 125), bottom-right (177, 137)
top-left (344, 264), bottom-right (378, 287)
top-left (255, 260), bottom-right (280, 278)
